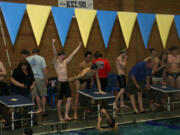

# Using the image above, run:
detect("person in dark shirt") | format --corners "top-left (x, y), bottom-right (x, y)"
top-left (150, 51), bottom-right (168, 110)
top-left (11, 60), bottom-right (35, 101)
top-left (127, 58), bottom-right (154, 113)
top-left (92, 51), bottom-right (111, 91)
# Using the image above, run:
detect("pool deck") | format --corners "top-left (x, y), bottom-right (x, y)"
top-left (1, 102), bottom-right (180, 135)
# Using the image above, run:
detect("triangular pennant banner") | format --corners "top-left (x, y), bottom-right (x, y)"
top-left (97, 10), bottom-right (117, 48)
top-left (26, 4), bottom-right (51, 46)
top-left (174, 15), bottom-right (180, 39)
top-left (75, 8), bottom-right (96, 47)
top-left (52, 7), bottom-right (74, 47)
top-left (137, 13), bottom-right (155, 48)
top-left (0, 2), bottom-right (26, 45)
top-left (156, 14), bottom-right (174, 48)
top-left (117, 12), bottom-right (137, 48)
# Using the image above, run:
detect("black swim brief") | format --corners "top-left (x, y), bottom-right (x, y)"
top-left (117, 75), bottom-right (126, 89)
top-left (167, 72), bottom-right (180, 80)
top-left (56, 81), bottom-right (71, 100)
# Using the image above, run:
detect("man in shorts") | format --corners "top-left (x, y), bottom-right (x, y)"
top-left (27, 48), bottom-right (48, 115)
top-left (73, 51), bottom-right (93, 119)
top-left (113, 49), bottom-right (128, 110)
top-left (52, 39), bottom-right (82, 121)
top-left (127, 58), bottom-right (154, 113)
top-left (92, 51), bottom-right (111, 91)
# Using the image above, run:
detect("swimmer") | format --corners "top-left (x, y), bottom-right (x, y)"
top-left (73, 51), bottom-right (93, 120)
top-left (113, 49), bottom-right (129, 110)
top-left (167, 46), bottom-right (180, 101)
top-left (52, 39), bottom-right (82, 121)
top-left (69, 64), bottom-right (106, 95)
top-left (97, 108), bottom-right (118, 131)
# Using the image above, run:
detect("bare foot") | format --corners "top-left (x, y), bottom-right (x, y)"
top-left (73, 116), bottom-right (78, 120)
top-left (94, 91), bottom-right (106, 95)
top-left (99, 91), bottom-right (106, 95)
top-left (154, 103), bottom-right (160, 107)
top-left (120, 104), bottom-right (129, 108)
top-left (34, 109), bottom-right (42, 114)
top-left (113, 103), bottom-right (119, 111)
top-left (58, 117), bottom-right (64, 122)
top-left (64, 116), bottom-right (72, 121)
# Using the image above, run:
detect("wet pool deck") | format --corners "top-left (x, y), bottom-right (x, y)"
top-left (1, 102), bottom-right (180, 135)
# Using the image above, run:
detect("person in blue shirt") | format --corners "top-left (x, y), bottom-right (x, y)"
top-left (127, 58), bottom-right (154, 114)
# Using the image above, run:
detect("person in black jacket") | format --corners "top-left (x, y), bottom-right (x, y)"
top-left (11, 60), bottom-right (35, 101)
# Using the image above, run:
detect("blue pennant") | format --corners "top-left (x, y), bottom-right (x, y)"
top-left (0, 2), bottom-right (26, 45)
top-left (52, 7), bottom-right (74, 47)
top-left (97, 10), bottom-right (117, 48)
top-left (137, 13), bottom-right (155, 48)
top-left (174, 15), bottom-right (180, 39)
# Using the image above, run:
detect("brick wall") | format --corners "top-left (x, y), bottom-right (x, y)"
top-left (0, 0), bottom-right (180, 95)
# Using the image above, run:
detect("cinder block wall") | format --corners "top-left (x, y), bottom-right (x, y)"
top-left (0, 0), bottom-right (180, 97)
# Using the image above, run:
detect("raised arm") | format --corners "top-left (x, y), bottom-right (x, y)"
top-left (51, 39), bottom-right (57, 65)
top-left (66, 41), bottom-right (82, 64)
top-left (0, 61), bottom-right (6, 76)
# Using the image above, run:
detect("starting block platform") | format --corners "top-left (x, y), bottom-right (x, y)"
top-left (151, 85), bottom-right (180, 112)
top-left (0, 95), bottom-right (34, 130)
top-left (79, 89), bottom-right (115, 118)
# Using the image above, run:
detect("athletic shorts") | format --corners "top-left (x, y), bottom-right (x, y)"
top-left (32, 78), bottom-right (47, 98)
top-left (56, 81), bottom-right (71, 100)
top-left (126, 77), bottom-right (144, 95)
top-left (95, 78), bottom-right (107, 91)
top-left (117, 75), bottom-right (126, 89)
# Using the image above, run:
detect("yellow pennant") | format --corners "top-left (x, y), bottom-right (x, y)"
top-left (156, 14), bottom-right (174, 48)
top-left (27, 4), bottom-right (51, 46)
top-left (117, 12), bottom-right (137, 48)
top-left (75, 8), bottom-right (97, 48)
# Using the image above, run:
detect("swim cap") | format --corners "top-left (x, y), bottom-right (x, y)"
top-left (120, 49), bottom-right (127, 54)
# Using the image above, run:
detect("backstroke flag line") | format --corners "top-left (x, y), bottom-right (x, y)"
top-left (27, 4), bottom-right (51, 46)
top-left (75, 8), bottom-right (96, 48)
top-left (156, 14), bottom-right (174, 48)
top-left (52, 7), bottom-right (74, 47)
top-left (117, 12), bottom-right (137, 48)
top-left (97, 10), bottom-right (117, 48)
top-left (137, 13), bottom-right (155, 48)
top-left (0, 2), bottom-right (26, 45)
top-left (0, 1), bottom-right (179, 49)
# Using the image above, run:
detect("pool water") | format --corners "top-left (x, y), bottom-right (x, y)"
top-left (45, 119), bottom-right (180, 135)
